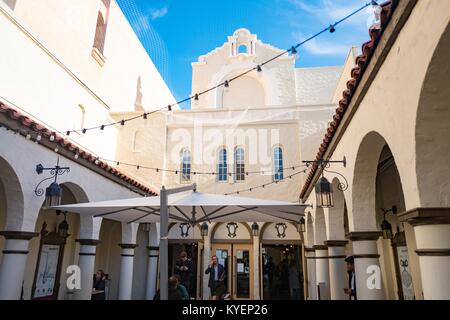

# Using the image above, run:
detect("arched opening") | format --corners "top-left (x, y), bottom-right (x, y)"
top-left (168, 223), bottom-right (203, 299)
top-left (180, 149), bottom-right (191, 184)
top-left (24, 183), bottom-right (84, 300)
top-left (93, 11), bottom-right (107, 54)
top-left (0, 156), bottom-right (24, 232)
top-left (375, 146), bottom-right (416, 300)
top-left (0, 156), bottom-right (24, 269)
top-left (260, 222), bottom-right (302, 300)
top-left (95, 219), bottom-right (122, 300)
top-left (210, 222), bottom-right (254, 299)
top-left (238, 44), bottom-right (248, 54)
top-left (353, 131), bottom-right (417, 300)
top-left (221, 76), bottom-right (266, 109)
top-left (217, 148), bottom-right (228, 182)
top-left (415, 21), bottom-right (450, 207)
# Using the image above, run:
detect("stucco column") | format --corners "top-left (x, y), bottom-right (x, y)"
top-left (252, 234), bottom-right (260, 300)
top-left (348, 232), bottom-right (385, 300)
top-left (314, 245), bottom-right (330, 300)
top-left (74, 239), bottom-right (100, 300)
top-left (145, 223), bottom-right (160, 300)
top-left (325, 240), bottom-right (348, 300)
top-left (118, 244), bottom-right (138, 300)
top-left (145, 246), bottom-right (159, 300)
top-left (399, 208), bottom-right (450, 300)
top-left (305, 248), bottom-right (317, 300)
top-left (202, 234), bottom-right (211, 300)
top-left (0, 231), bottom-right (39, 300)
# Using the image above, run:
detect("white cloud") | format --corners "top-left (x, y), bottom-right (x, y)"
top-left (288, 0), bottom-right (373, 27)
top-left (149, 7), bottom-right (168, 21)
top-left (293, 31), bottom-right (350, 56)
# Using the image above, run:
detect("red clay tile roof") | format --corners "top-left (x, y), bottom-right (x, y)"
top-left (0, 101), bottom-right (158, 196)
top-left (299, 0), bottom-right (397, 200)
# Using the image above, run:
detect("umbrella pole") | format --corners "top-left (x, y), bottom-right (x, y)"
top-left (159, 186), bottom-right (168, 300)
top-left (159, 184), bottom-right (197, 300)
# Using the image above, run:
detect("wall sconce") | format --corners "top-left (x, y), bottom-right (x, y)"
top-left (56, 210), bottom-right (69, 238)
top-left (297, 217), bottom-right (306, 233)
top-left (251, 222), bottom-right (259, 237)
top-left (381, 206), bottom-right (397, 240)
top-left (201, 222), bottom-right (209, 237)
top-left (303, 158), bottom-right (348, 208)
top-left (35, 157), bottom-right (70, 207)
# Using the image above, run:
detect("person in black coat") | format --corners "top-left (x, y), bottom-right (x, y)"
top-left (92, 270), bottom-right (106, 300)
top-left (344, 256), bottom-right (357, 300)
top-left (205, 255), bottom-right (225, 300)
top-left (174, 251), bottom-right (194, 294)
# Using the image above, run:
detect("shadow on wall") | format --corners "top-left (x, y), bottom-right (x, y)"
top-left (3, 0), bottom-right (17, 10)
top-left (135, 76), bottom-right (144, 111)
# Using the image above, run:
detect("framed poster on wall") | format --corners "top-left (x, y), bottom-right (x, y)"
top-left (392, 231), bottom-right (415, 300)
top-left (31, 221), bottom-right (68, 300)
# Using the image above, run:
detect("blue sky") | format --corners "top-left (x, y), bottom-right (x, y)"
top-left (117, 0), bottom-right (376, 109)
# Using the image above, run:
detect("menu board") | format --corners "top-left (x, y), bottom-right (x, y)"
top-left (34, 244), bottom-right (60, 298)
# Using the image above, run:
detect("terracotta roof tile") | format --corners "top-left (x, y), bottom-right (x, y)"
top-left (300, 1), bottom-right (396, 199)
top-left (0, 101), bottom-right (158, 196)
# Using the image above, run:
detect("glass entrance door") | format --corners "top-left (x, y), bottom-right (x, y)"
top-left (211, 244), bottom-right (253, 300)
top-left (233, 244), bottom-right (252, 299)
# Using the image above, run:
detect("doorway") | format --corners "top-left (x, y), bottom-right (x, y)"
top-left (211, 243), bottom-right (253, 300)
top-left (168, 243), bottom-right (201, 298)
top-left (262, 244), bottom-right (303, 300)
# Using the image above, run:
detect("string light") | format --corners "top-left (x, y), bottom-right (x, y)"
top-left (224, 168), bottom-right (309, 196)
top-left (96, 156), bottom-right (307, 176)
top-left (48, 2), bottom-right (372, 137)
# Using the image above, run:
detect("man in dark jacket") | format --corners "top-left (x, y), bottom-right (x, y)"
top-left (205, 255), bottom-right (225, 299)
top-left (174, 251), bottom-right (194, 295)
top-left (344, 256), bottom-right (357, 300)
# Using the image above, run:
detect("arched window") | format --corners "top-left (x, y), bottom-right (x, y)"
top-left (217, 149), bottom-right (228, 182)
top-left (93, 11), bottom-right (107, 54)
top-left (273, 147), bottom-right (284, 181)
top-left (238, 44), bottom-right (248, 54)
top-left (234, 148), bottom-right (245, 182)
top-left (180, 149), bottom-right (191, 184)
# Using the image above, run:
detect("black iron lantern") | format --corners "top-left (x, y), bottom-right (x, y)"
top-left (381, 206), bottom-right (397, 240)
top-left (315, 176), bottom-right (333, 208)
top-left (381, 219), bottom-right (393, 240)
top-left (297, 217), bottom-right (306, 233)
top-left (45, 182), bottom-right (62, 207)
top-left (201, 222), bottom-right (209, 237)
top-left (251, 222), bottom-right (259, 237)
top-left (35, 157), bottom-right (70, 208)
top-left (56, 211), bottom-right (69, 238)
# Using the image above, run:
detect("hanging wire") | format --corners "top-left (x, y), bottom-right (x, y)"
top-left (224, 168), bottom-right (309, 196)
top-left (59, 1), bottom-right (374, 136)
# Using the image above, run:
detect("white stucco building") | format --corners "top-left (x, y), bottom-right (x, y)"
top-left (1, 0), bottom-right (449, 301)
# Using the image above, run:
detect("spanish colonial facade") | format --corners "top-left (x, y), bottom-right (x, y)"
top-left (0, 0), bottom-right (449, 301)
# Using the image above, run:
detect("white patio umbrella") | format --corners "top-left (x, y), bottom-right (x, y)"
top-left (52, 184), bottom-right (308, 300)
top-left (53, 189), bottom-right (307, 224)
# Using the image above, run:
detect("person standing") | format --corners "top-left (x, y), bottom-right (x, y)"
top-left (205, 255), bottom-right (225, 300)
top-left (288, 260), bottom-right (301, 300)
top-left (174, 251), bottom-right (194, 295)
top-left (344, 256), bottom-right (357, 300)
top-left (92, 270), bottom-right (106, 300)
